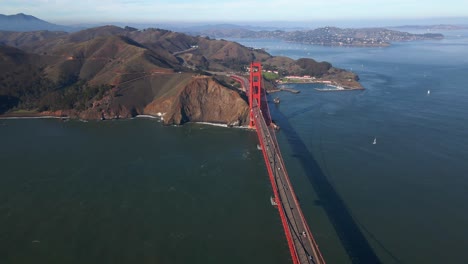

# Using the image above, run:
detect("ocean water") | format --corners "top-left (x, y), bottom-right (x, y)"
top-left (1, 29), bottom-right (468, 264)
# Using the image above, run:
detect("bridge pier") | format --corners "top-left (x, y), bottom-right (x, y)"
top-left (249, 62), bottom-right (262, 128)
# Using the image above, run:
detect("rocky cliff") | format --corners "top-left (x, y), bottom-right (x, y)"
top-left (145, 76), bottom-right (249, 125)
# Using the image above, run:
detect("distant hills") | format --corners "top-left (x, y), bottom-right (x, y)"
top-left (0, 13), bottom-right (73, 32)
top-left (196, 26), bottom-right (445, 47)
top-left (389, 24), bottom-right (468, 31)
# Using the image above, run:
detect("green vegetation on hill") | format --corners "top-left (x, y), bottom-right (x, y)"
top-left (0, 66), bottom-right (112, 113)
top-left (0, 45), bottom-right (113, 113)
top-left (296, 58), bottom-right (331, 77)
top-left (37, 81), bottom-right (112, 111)
top-left (262, 71), bottom-right (279, 81)
top-left (262, 57), bottom-right (332, 77)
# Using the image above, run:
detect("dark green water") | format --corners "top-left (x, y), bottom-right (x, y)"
top-left (0, 119), bottom-right (290, 264)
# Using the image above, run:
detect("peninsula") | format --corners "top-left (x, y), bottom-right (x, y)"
top-left (0, 15), bottom-right (363, 124)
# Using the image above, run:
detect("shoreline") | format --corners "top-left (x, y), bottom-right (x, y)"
top-left (314, 87), bottom-right (364, 92)
top-left (315, 84), bottom-right (365, 91)
top-left (270, 83), bottom-right (364, 92)
top-left (135, 114), bottom-right (159, 119)
top-left (267, 87), bottom-right (300, 94)
top-left (0, 114), bottom-right (250, 129)
top-left (191, 122), bottom-right (250, 130)
top-left (0, 116), bottom-right (66, 120)
top-left (277, 79), bottom-right (363, 90)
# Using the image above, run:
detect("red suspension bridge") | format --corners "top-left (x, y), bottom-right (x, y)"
top-left (235, 62), bottom-right (326, 264)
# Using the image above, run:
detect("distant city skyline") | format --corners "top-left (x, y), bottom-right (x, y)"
top-left (1, 0), bottom-right (467, 25)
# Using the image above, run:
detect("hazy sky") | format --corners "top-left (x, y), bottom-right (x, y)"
top-left (1, 0), bottom-right (467, 24)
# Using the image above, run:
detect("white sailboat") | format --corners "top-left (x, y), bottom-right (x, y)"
top-left (373, 137), bottom-right (377, 145)
top-left (427, 90), bottom-right (431, 95)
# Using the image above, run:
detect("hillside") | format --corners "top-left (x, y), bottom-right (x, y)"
top-left (0, 30), bottom-right (67, 48)
top-left (0, 45), bottom-right (46, 112)
top-left (0, 25), bottom-right (363, 124)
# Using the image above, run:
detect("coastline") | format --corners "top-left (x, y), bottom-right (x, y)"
top-left (272, 82), bottom-right (364, 91)
top-left (192, 121), bottom-right (251, 129)
top-left (314, 87), bottom-right (364, 92)
top-left (267, 87), bottom-right (301, 94)
top-left (0, 116), bottom-right (65, 120)
top-left (0, 110), bottom-right (71, 119)
top-left (0, 113), bottom-right (250, 129)
top-left (135, 115), bottom-right (159, 119)
top-left (315, 83), bottom-right (365, 91)
top-left (277, 78), bottom-right (364, 90)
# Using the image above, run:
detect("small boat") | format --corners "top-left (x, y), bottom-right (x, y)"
top-left (427, 90), bottom-right (431, 95)
top-left (270, 196), bottom-right (278, 206)
top-left (273, 97), bottom-right (280, 104)
top-left (271, 122), bottom-right (280, 131)
top-left (373, 137), bottom-right (377, 145)
top-left (257, 144), bottom-right (262, 150)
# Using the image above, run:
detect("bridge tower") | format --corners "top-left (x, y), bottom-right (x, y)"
top-left (249, 62), bottom-right (262, 128)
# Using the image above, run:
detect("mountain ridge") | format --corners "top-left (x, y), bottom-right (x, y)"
top-left (0, 13), bottom-right (73, 32)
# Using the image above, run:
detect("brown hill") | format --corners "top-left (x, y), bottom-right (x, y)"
top-left (125, 28), bottom-right (271, 72)
top-left (67, 25), bottom-right (127, 42)
top-left (0, 30), bottom-right (67, 49)
top-left (127, 28), bottom-right (197, 53)
top-left (41, 35), bottom-right (178, 84)
top-left (191, 38), bottom-right (271, 71)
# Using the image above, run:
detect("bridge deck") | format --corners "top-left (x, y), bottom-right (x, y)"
top-left (252, 100), bottom-right (325, 264)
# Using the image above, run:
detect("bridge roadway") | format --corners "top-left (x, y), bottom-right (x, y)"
top-left (251, 99), bottom-right (325, 264)
top-left (230, 73), bottom-right (325, 264)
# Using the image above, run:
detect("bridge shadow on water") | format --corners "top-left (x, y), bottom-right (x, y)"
top-left (269, 105), bottom-right (384, 264)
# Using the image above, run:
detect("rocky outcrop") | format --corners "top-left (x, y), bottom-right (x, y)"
top-left (77, 103), bottom-right (134, 120)
top-left (144, 76), bottom-right (249, 126)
